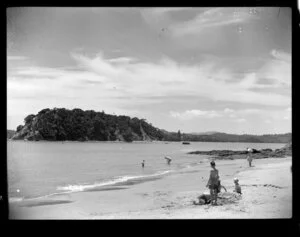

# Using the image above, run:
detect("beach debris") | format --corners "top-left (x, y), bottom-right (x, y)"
top-left (243, 184), bottom-right (284, 189)
top-left (193, 192), bottom-right (242, 206)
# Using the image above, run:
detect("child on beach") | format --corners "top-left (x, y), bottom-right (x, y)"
top-left (206, 161), bottom-right (219, 205)
top-left (233, 178), bottom-right (242, 194)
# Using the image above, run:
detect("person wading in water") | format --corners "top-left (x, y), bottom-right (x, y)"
top-left (164, 156), bottom-right (172, 165)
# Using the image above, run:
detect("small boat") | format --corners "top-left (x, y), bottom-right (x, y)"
top-left (182, 142), bottom-right (190, 145)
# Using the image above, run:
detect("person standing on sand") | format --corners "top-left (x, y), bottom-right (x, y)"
top-left (206, 161), bottom-right (219, 205)
top-left (246, 147), bottom-right (253, 167)
top-left (142, 160), bottom-right (145, 168)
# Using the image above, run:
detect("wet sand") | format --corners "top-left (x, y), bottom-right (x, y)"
top-left (9, 156), bottom-right (292, 219)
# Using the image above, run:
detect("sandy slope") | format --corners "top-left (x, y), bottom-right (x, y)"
top-left (9, 157), bottom-right (292, 219)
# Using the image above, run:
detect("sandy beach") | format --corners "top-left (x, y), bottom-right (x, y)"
top-left (9, 156), bottom-right (292, 219)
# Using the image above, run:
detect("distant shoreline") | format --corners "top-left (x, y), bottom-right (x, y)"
top-left (7, 139), bottom-right (289, 144)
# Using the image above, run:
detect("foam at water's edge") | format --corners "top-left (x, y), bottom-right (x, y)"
top-left (56, 170), bottom-right (172, 192)
top-left (8, 162), bottom-right (204, 203)
top-left (8, 170), bottom-right (174, 203)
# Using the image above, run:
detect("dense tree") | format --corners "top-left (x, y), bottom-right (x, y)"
top-left (13, 108), bottom-right (165, 142)
top-left (16, 125), bottom-right (23, 132)
top-left (177, 130), bottom-right (181, 141)
top-left (24, 114), bottom-right (35, 124)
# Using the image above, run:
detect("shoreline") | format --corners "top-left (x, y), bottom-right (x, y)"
top-left (9, 156), bottom-right (292, 219)
top-left (8, 139), bottom-right (289, 144)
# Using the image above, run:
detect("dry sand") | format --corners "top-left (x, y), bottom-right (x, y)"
top-left (9, 156), bottom-right (292, 219)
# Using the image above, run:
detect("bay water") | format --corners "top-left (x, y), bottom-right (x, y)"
top-left (7, 140), bottom-right (285, 202)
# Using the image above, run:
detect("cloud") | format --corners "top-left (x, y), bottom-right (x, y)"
top-left (140, 7), bottom-right (190, 24)
top-left (170, 110), bottom-right (222, 120)
top-left (230, 50), bottom-right (291, 95)
top-left (256, 78), bottom-right (276, 85)
top-left (68, 51), bottom-right (291, 107)
top-left (255, 50), bottom-right (291, 88)
top-left (224, 108), bottom-right (234, 113)
top-left (168, 8), bottom-right (255, 37)
top-left (7, 50), bottom-right (291, 129)
top-left (169, 107), bottom-right (292, 124)
top-left (235, 118), bottom-right (246, 123)
top-left (271, 49), bottom-right (291, 63)
top-left (140, 7), bottom-right (255, 37)
top-left (7, 56), bottom-right (28, 61)
top-left (107, 57), bottom-right (137, 64)
top-left (170, 108), bottom-right (261, 121)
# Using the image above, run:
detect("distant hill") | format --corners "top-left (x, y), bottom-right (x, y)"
top-left (11, 108), bottom-right (291, 143)
top-left (161, 131), bottom-right (291, 143)
top-left (7, 130), bottom-right (15, 139)
top-left (181, 132), bottom-right (291, 143)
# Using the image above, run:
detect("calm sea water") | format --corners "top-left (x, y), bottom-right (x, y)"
top-left (7, 141), bottom-right (285, 202)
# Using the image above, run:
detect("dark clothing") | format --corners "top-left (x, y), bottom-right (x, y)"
top-left (208, 168), bottom-right (219, 187)
top-left (209, 183), bottom-right (219, 190)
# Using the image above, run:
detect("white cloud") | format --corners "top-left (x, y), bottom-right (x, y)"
top-left (7, 50), bottom-right (291, 129)
top-left (169, 8), bottom-right (255, 37)
top-left (108, 57), bottom-right (137, 64)
top-left (235, 118), bottom-right (246, 123)
top-left (170, 109), bottom-right (222, 120)
top-left (140, 7), bottom-right (190, 24)
top-left (271, 49), bottom-right (291, 63)
top-left (7, 56), bottom-right (28, 61)
top-left (170, 108), bottom-right (273, 121)
top-left (253, 50), bottom-right (291, 89)
top-left (224, 108), bottom-right (234, 113)
top-left (139, 8), bottom-right (185, 32)
top-left (239, 109), bottom-right (261, 114)
top-left (68, 51), bottom-right (291, 107)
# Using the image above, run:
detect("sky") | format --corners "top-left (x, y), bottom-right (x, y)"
top-left (7, 7), bottom-right (292, 134)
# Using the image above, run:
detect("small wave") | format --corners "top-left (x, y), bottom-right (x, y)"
top-left (56, 170), bottom-right (172, 192)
